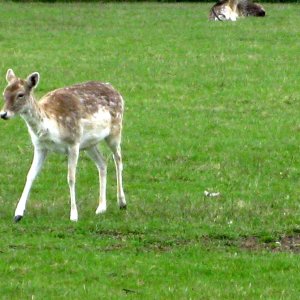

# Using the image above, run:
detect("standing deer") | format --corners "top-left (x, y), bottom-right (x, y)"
top-left (0, 69), bottom-right (126, 222)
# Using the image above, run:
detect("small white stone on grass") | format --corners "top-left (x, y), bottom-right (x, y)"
top-left (204, 190), bottom-right (220, 197)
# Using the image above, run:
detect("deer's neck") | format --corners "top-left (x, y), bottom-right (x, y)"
top-left (21, 95), bottom-right (45, 138)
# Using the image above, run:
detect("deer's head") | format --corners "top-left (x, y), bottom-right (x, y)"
top-left (1, 69), bottom-right (39, 120)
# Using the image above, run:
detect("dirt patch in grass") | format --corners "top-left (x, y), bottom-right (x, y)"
top-left (241, 235), bottom-right (300, 253)
top-left (92, 229), bottom-right (300, 253)
top-left (145, 234), bottom-right (300, 254)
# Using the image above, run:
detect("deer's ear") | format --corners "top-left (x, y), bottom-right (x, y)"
top-left (26, 72), bottom-right (40, 90)
top-left (6, 69), bottom-right (16, 83)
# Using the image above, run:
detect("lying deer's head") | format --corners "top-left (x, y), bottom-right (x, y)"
top-left (1, 69), bottom-right (39, 120)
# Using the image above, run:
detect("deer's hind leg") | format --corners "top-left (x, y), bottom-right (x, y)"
top-left (86, 145), bottom-right (107, 214)
top-left (106, 135), bottom-right (126, 209)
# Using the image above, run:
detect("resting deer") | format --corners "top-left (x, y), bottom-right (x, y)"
top-left (0, 69), bottom-right (126, 222)
top-left (209, 0), bottom-right (265, 21)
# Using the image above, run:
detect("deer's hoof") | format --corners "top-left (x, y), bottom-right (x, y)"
top-left (14, 215), bottom-right (23, 223)
top-left (119, 204), bottom-right (127, 210)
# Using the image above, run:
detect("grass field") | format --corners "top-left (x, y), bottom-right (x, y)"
top-left (0, 2), bottom-right (300, 299)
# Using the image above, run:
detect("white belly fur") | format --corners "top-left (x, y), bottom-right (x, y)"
top-left (27, 109), bottom-right (112, 153)
top-left (80, 109), bottom-right (111, 149)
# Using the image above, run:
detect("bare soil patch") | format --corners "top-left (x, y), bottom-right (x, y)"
top-left (241, 235), bottom-right (300, 253)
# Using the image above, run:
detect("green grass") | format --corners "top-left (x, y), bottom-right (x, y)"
top-left (0, 2), bottom-right (300, 299)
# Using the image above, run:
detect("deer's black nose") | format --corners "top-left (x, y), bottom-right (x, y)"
top-left (0, 112), bottom-right (8, 120)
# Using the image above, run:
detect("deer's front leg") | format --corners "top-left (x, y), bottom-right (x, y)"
top-left (14, 148), bottom-right (47, 222)
top-left (68, 145), bottom-right (80, 222)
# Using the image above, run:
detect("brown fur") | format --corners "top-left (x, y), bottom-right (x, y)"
top-left (3, 80), bottom-right (28, 114)
top-left (43, 82), bottom-right (123, 117)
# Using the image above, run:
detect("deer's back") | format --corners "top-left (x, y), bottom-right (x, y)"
top-left (40, 81), bottom-right (123, 120)
top-left (37, 81), bottom-right (124, 149)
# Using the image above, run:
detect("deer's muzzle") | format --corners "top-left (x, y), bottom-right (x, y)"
top-left (0, 112), bottom-right (9, 120)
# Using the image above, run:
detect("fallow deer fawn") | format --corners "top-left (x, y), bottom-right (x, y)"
top-left (1, 69), bottom-right (126, 222)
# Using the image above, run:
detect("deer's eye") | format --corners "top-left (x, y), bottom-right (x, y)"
top-left (17, 93), bottom-right (24, 98)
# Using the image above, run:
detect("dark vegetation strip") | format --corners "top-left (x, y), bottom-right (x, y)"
top-left (4, 231), bottom-right (300, 254)
top-left (4, 228), bottom-right (300, 253)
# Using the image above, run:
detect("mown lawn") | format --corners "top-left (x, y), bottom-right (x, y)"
top-left (0, 2), bottom-right (300, 299)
